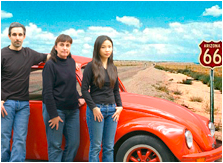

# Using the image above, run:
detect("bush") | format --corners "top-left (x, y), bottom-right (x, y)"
top-left (190, 96), bottom-right (203, 102)
top-left (168, 96), bottom-right (175, 101)
top-left (190, 72), bottom-right (202, 80)
top-left (214, 77), bottom-right (222, 92)
top-left (182, 69), bottom-right (190, 74)
top-left (154, 85), bottom-right (169, 94)
top-left (199, 75), bottom-right (210, 84)
top-left (154, 65), bottom-right (164, 70)
top-left (177, 69), bottom-right (184, 74)
top-left (154, 65), bottom-right (222, 92)
top-left (173, 89), bottom-right (182, 95)
top-left (182, 79), bottom-right (192, 85)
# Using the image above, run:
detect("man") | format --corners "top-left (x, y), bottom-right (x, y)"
top-left (1, 22), bottom-right (50, 162)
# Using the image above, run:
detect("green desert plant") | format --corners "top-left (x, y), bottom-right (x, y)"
top-left (154, 65), bottom-right (222, 92)
top-left (182, 79), bottom-right (192, 85)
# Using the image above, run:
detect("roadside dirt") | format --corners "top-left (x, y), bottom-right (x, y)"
top-left (117, 64), bottom-right (222, 142)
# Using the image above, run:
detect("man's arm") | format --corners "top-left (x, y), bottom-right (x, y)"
top-left (28, 48), bottom-right (50, 64)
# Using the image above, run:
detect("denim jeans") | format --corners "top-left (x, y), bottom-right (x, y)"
top-left (42, 103), bottom-right (80, 162)
top-left (1, 100), bottom-right (30, 162)
top-left (86, 104), bottom-right (117, 162)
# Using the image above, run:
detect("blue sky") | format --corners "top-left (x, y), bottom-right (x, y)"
top-left (1, 1), bottom-right (222, 62)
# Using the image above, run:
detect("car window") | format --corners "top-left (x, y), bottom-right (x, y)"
top-left (29, 65), bottom-right (124, 101)
top-left (76, 67), bottom-right (86, 97)
top-left (29, 70), bottom-right (43, 100)
top-left (29, 69), bottom-right (83, 100)
top-left (76, 78), bottom-right (82, 97)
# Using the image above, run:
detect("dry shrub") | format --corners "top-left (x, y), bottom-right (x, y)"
top-left (203, 101), bottom-right (220, 115)
top-left (190, 96), bottom-right (203, 102)
top-left (215, 119), bottom-right (222, 132)
top-left (173, 89), bottom-right (182, 95)
top-left (154, 85), bottom-right (169, 94)
top-left (156, 62), bottom-right (222, 77)
top-left (181, 103), bottom-right (196, 112)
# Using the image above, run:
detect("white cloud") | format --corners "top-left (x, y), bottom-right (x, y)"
top-left (88, 26), bottom-right (119, 37)
top-left (1, 21), bottom-right (222, 62)
top-left (25, 23), bottom-right (55, 42)
top-left (88, 26), bottom-right (116, 32)
top-left (82, 49), bottom-right (91, 55)
top-left (1, 27), bottom-right (10, 46)
top-left (1, 10), bottom-right (13, 19)
top-left (83, 44), bottom-right (92, 49)
top-left (123, 35), bottom-right (136, 41)
top-left (84, 37), bottom-right (92, 42)
top-left (61, 28), bottom-right (85, 37)
top-left (169, 22), bottom-right (185, 33)
top-left (1, 27), bottom-right (8, 36)
top-left (113, 21), bottom-right (221, 61)
top-left (116, 16), bottom-right (142, 28)
top-left (202, 5), bottom-right (222, 17)
top-left (1, 23), bottom-right (56, 52)
top-left (142, 28), bottom-right (170, 43)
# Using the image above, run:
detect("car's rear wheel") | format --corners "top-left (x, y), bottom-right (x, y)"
top-left (115, 135), bottom-right (176, 162)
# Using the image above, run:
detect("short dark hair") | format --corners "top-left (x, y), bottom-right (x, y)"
top-left (8, 22), bottom-right (26, 36)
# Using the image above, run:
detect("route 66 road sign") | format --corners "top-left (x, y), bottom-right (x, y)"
top-left (199, 41), bottom-right (222, 69)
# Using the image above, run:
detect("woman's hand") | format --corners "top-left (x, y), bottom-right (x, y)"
top-left (1, 101), bottom-right (7, 117)
top-left (78, 98), bottom-right (85, 107)
top-left (112, 106), bottom-right (123, 122)
top-left (48, 116), bottom-right (63, 130)
top-left (93, 107), bottom-right (104, 122)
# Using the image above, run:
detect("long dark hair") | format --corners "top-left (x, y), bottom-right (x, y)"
top-left (50, 34), bottom-right (73, 62)
top-left (92, 35), bottom-right (117, 89)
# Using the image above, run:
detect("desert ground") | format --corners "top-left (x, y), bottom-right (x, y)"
top-left (115, 61), bottom-right (222, 142)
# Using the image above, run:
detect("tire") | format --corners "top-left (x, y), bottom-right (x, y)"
top-left (115, 135), bottom-right (176, 162)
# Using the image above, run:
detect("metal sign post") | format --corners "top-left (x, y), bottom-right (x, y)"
top-left (199, 41), bottom-right (222, 123)
top-left (210, 69), bottom-right (214, 122)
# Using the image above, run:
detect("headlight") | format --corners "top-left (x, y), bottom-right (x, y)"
top-left (208, 122), bottom-right (215, 137)
top-left (185, 130), bottom-right (193, 149)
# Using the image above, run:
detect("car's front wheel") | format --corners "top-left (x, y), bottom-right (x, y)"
top-left (115, 135), bottom-right (176, 162)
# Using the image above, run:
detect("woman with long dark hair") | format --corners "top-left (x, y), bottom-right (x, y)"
top-left (81, 35), bottom-right (123, 162)
top-left (42, 34), bottom-right (85, 161)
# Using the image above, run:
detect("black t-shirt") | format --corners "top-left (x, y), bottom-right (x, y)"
top-left (81, 61), bottom-right (122, 110)
top-left (1, 46), bottom-right (47, 101)
top-left (42, 56), bottom-right (80, 119)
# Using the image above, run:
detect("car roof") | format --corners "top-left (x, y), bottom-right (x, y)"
top-left (71, 55), bottom-right (92, 66)
top-left (32, 55), bottom-right (92, 69)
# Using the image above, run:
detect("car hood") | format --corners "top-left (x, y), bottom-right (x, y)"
top-left (120, 92), bottom-right (214, 150)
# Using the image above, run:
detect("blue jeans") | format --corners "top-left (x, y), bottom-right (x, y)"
top-left (86, 104), bottom-right (117, 162)
top-left (1, 100), bottom-right (30, 162)
top-left (42, 103), bottom-right (80, 162)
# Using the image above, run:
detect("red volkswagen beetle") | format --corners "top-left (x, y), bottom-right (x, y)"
top-left (26, 55), bottom-right (221, 162)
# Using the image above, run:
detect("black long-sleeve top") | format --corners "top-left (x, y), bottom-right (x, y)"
top-left (1, 46), bottom-right (47, 101)
top-left (81, 61), bottom-right (122, 110)
top-left (42, 56), bottom-right (80, 119)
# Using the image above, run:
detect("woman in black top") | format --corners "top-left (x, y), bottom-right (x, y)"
top-left (42, 34), bottom-right (85, 162)
top-left (81, 35), bottom-right (123, 162)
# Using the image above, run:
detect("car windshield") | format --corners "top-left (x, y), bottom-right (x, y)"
top-left (29, 70), bottom-right (43, 100)
top-left (29, 67), bottom-right (84, 101)
top-left (29, 63), bottom-right (126, 101)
